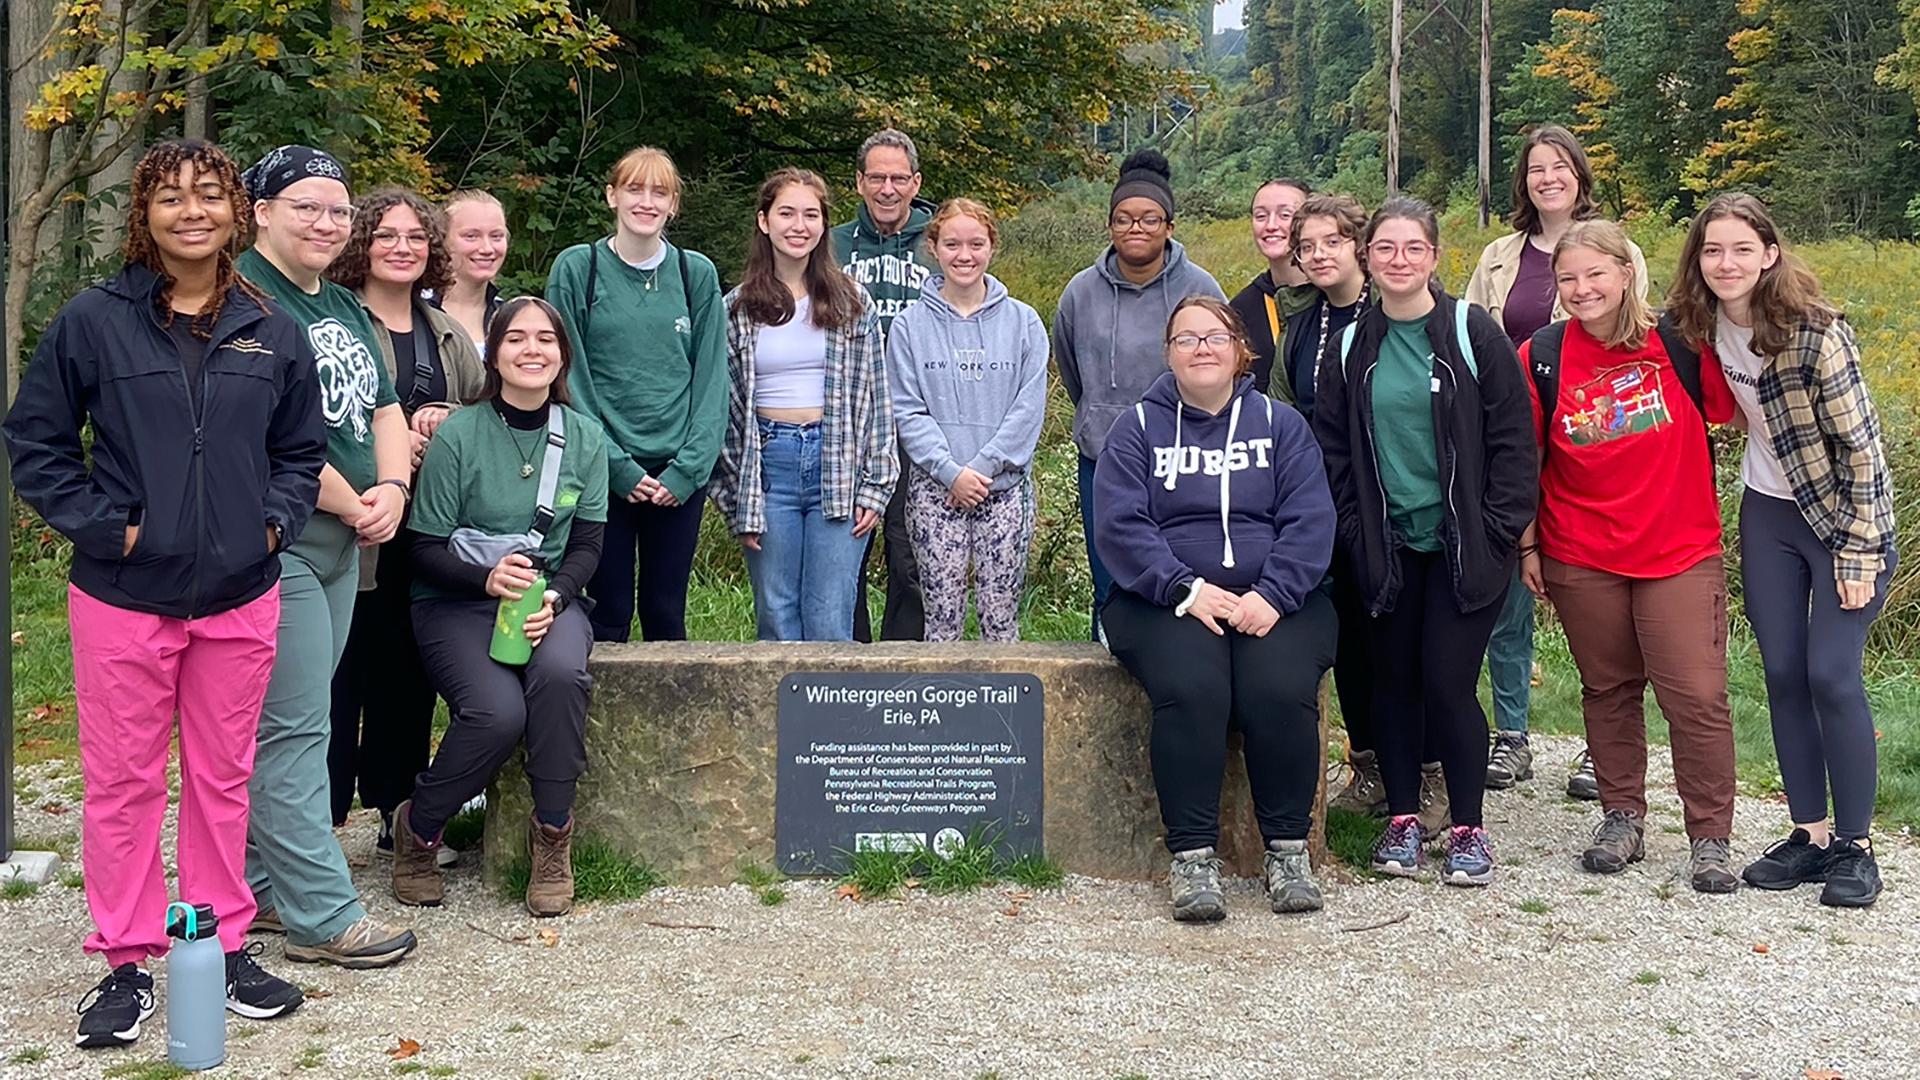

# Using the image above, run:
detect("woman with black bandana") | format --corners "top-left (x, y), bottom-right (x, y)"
top-left (322, 187), bottom-right (484, 849)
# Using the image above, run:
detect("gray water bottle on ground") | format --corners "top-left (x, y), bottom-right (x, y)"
top-left (165, 901), bottom-right (226, 1070)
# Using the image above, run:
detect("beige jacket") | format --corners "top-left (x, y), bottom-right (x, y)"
top-left (1464, 230), bottom-right (1650, 332)
top-left (357, 298), bottom-right (488, 588)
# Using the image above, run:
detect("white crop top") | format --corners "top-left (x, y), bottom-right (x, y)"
top-left (754, 296), bottom-right (828, 409)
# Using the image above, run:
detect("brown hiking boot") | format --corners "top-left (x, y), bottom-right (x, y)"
top-left (1690, 837), bottom-right (1739, 894)
top-left (1416, 762), bottom-right (1452, 837)
top-left (390, 800), bottom-right (444, 907)
top-left (283, 914), bottom-right (418, 969)
top-left (1581, 809), bottom-right (1646, 873)
top-left (1329, 749), bottom-right (1388, 817)
top-left (527, 815), bottom-right (575, 918)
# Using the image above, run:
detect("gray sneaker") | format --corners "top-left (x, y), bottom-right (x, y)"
top-left (1580, 809), bottom-right (1645, 873)
top-left (1690, 837), bottom-right (1738, 894)
top-left (283, 914), bottom-right (418, 970)
top-left (1169, 847), bottom-right (1227, 923)
top-left (1567, 749), bottom-right (1600, 801)
top-left (1417, 762), bottom-right (1452, 837)
top-left (1485, 732), bottom-right (1534, 789)
top-left (1328, 749), bottom-right (1388, 817)
top-left (1264, 840), bottom-right (1323, 914)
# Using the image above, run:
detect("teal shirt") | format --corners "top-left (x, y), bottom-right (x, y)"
top-left (1369, 315), bottom-right (1445, 553)
top-left (237, 248), bottom-right (398, 491)
top-left (544, 238), bottom-right (728, 503)
top-left (407, 402), bottom-right (611, 601)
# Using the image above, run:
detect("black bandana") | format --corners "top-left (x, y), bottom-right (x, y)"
top-left (241, 145), bottom-right (350, 202)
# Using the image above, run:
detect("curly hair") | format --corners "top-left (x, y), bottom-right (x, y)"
top-left (325, 187), bottom-right (452, 296)
top-left (122, 139), bottom-right (265, 339)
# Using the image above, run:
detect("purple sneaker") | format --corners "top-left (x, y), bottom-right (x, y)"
top-left (1444, 825), bottom-right (1495, 887)
top-left (1372, 814), bottom-right (1424, 877)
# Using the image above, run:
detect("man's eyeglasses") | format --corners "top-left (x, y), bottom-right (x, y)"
top-left (269, 198), bottom-right (356, 227)
top-left (861, 172), bottom-right (917, 189)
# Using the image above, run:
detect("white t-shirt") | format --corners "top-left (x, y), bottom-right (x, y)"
top-left (754, 295), bottom-right (827, 409)
top-left (1716, 311), bottom-right (1794, 499)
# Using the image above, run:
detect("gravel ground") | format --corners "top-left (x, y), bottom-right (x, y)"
top-left (3, 736), bottom-right (1917, 1080)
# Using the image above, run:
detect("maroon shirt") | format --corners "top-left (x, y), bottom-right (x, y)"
top-left (1501, 238), bottom-right (1558, 347)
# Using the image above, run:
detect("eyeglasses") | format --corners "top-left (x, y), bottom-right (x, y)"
top-left (1294, 236), bottom-right (1352, 259)
top-left (372, 229), bottom-right (431, 250)
top-left (861, 172), bottom-right (917, 189)
top-left (1111, 214), bottom-right (1167, 232)
top-left (1368, 240), bottom-right (1434, 262)
top-left (1169, 332), bottom-right (1234, 353)
top-left (270, 198), bottom-right (356, 227)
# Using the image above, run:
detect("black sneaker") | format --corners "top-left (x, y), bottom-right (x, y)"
top-left (226, 942), bottom-right (305, 1019)
top-left (1741, 828), bottom-right (1830, 890)
top-left (1820, 837), bottom-right (1883, 909)
top-left (74, 962), bottom-right (155, 1049)
top-left (376, 809), bottom-right (396, 858)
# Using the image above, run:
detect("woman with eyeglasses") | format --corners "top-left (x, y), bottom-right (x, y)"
top-left (1465, 125), bottom-right (1648, 800)
top-left (1229, 178), bottom-right (1317, 395)
top-left (234, 145), bottom-right (419, 969)
top-left (1054, 148), bottom-right (1225, 641)
top-left (1097, 295), bottom-right (1337, 921)
top-left (321, 187), bottom-right (485, 851)
top-left (434, 189), bottom-right (512, 352)
top-left (1312, 196), bottom-right (1537, 887)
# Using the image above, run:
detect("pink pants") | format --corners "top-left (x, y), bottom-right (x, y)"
top-left (70, 584), bottom-right (280, 965)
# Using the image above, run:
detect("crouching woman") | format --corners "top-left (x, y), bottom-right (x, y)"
top-left (390, 297), bottom-right (610, 917)
top-left (1096, 296), bottom-right (1338, 922)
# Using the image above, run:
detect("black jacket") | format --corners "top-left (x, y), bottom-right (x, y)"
top-left (4, 264), bottom-right (326, 618)
top-left (1228, 272), bottom-right (1317, 397)
top-left (1310, 290), bottom-right (1537, 616)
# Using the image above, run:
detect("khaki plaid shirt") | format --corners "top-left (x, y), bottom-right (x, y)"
top-left (1736, 315), bottom-right (1895, 581)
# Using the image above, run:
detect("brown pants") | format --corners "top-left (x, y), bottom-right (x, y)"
top-left (1542, 555), bottom-right (1735, 838)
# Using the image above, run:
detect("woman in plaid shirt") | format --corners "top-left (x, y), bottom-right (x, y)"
top-left (1668, 193), bottom-right (1898, 909)
top-left (711, 168), bottom-right (897, 641)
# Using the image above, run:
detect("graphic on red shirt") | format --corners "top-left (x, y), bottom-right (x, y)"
top-left (1561, 361), bottom-right (1672, 446)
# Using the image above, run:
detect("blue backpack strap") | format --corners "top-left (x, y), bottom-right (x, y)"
top-left (1453, 299), bottom-right (1477, 380)
top-left (1338, 321), bottom-right (1358, 368)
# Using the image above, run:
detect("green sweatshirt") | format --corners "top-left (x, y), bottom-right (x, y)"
top-left (545, 238), bottom-right (729, 502)
top-left (831, 198), bottom-right (936, 336)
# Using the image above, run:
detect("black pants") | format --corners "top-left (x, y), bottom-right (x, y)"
top-left (409, 597), bottom-right (594, 840)
top-left (585, 488), bottom-right (707, 642)
top-left (1329, 547), bottom-right (1377, 755)
top-left (1370, 548), bottom-right (1503, 829)
top-left (1105, 587), bottom-right (1337, 853)
top-left (327, 541), bottom-right (434, 824)
top-left (853, 447), bottom-right (924, 642)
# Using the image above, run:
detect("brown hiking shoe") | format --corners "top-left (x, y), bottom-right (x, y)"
top-left (527, 815), bottom-right (575, 918)
top-left (283, 915), bottom-right (418, 969)
top-left (1416, 762), bottom-right (1452, 837)
top-left (1581, 809), bottom-right (1646, 873)
top-left (251, 906), bottom-right (284, 935)
top-left (1329, 749), bottom-right (1388, 817)
top-left (1690, 837), bottom-right (1739, 894)
top-left (390, 800), bottom-right (444, 908)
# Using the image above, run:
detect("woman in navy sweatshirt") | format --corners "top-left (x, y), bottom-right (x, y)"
top-left (1095, 295), bottom-right (1338, 923)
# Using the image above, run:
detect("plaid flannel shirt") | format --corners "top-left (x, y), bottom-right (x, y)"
top-left (710, 285), bottom-right (898, 536)
top-left (1746, 315), bottom-right (1896, 581)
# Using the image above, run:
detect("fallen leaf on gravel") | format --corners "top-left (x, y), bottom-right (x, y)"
top-left (1002, 905), bottom-right (1022, 917)
top-left (904, 878), bottom-right (922, 890)
top-left (1805, 1070), bottom-right (1844, 1080)
top-left (536, 928), bottom-right (560, 948)
top-left (1753, 943), bottom-right (1770, 954)
top-left (304, 987), bottom-right (333, 999)
top-left (835, 883), bottom-right (862, 901)
top-left (387, 1039), bottom-right (421, 1060)
top-left (1006, 891), bottom-right (1033, 902)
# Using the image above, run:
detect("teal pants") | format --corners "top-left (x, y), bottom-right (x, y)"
top-left (247, 513), bottom-right (366, 944)
top-left (1486, 567), bottom-right (1534, 734)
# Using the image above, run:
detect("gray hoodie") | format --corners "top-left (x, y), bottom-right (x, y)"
top-left (1052, 238), bottom-right (1225, 459)
top-left (885, 273), bottom-right (1050, 493)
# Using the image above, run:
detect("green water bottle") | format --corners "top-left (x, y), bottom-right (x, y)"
top-left (489, 556), bottom-right (554, 666)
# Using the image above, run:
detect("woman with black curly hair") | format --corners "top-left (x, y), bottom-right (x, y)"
top-left (323, 187), bottom-right (485, 847)
top-left (4, 139), bottom-right (325, 1047)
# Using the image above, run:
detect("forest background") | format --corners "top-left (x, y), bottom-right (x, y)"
top-left (9, 0), bottom-right (1920, 829)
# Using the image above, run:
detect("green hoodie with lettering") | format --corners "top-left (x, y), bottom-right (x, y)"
top-left (831, 198), bottom-right (937, 336)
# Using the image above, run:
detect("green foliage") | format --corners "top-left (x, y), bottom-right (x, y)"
top-left (441, 806), bottom-right (487, 852)
top-left (837, 826), bottom-right (1060, 898)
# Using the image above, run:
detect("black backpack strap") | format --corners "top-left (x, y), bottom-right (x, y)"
top-left (1653, 311), bottom-right (1707, 428)
top-left (1526, 323), bottom-right (1568, 448)
top-left (404, 300), bottom-right (438, 412)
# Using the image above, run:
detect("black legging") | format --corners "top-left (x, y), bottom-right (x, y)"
top-left (327, 540), bottom-right (435, 824)
top-left (1105, 587), bottom-right (1338, 852)
top-left (1370, 548), bottom-right (1503, 829)
top-left (585, 487), bottom-right (707, 642)
top-left (1329, 547), bottom-right (1376, 754)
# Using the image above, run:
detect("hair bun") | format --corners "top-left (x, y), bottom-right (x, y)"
top-left (1118, 148), bottom-right (1172, 181)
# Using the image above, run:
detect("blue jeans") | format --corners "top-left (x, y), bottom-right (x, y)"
top-left (1078, 454), bottom-right (1114, 643)
top-left (1486, 567), bottom-right (1534, 734)
top-left (744, 419), bottom-right (868, 641)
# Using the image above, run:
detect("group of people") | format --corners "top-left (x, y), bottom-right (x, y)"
top-left (4, 117), bottom-right (1896, 1049)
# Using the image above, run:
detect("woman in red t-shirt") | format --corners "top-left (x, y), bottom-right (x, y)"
top-left (1514, 219), bottom-right (1741, 894)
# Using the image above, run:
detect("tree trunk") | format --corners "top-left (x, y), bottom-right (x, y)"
top-left (1387, 0), bottom-right (1402, 194)
top-left (86, 0), bottom-right (147, 263)
top-left (1478, 0), bottom-right (1491, 228)
top-left (184, 13), bottom-right (211, 141)
top-left (9, 0), bottom-right (71, 262)
top-left (329, 0), bottom-right (365, 153)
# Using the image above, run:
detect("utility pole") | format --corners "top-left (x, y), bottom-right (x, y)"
top-left (1387, 0), bottom-right (1402, 194)
top-left (1, 0), bottom-right (14, 864)
top-left (1478, 0), bottom-right (1492, 227)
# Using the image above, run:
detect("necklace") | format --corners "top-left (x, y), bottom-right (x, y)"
top-left (1313, 281), bottom-right (1370, 386)
top-left (499, 409), bottom-right (541, 478)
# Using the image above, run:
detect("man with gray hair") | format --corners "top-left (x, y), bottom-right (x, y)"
top-left (835, 127), bottom-right (935, 642)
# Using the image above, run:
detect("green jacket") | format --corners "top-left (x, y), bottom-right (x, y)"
top-left (831, 198), bottom-right (936, 336)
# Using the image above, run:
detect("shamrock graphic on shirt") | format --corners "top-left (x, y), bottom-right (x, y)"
top-left (308, 318), bottom-right (380, 441)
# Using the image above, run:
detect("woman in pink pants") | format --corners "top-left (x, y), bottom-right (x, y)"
top-left (3, 140), bottom-right (327, 1049)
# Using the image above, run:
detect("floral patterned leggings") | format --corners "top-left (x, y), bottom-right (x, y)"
top-left (904, 467), bottom-right (1035, 642)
